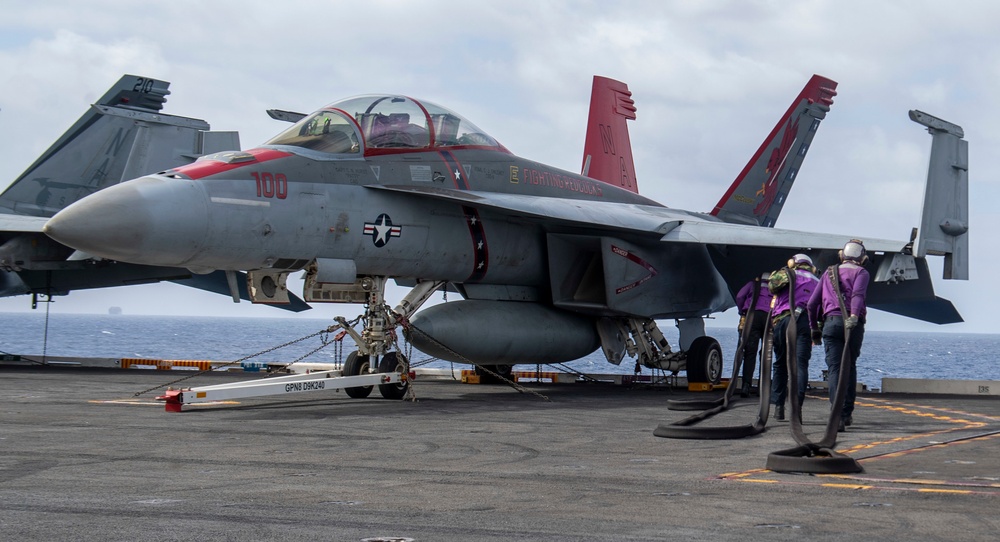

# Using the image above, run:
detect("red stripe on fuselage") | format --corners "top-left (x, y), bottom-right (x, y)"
top-left (438, 151), bottom-right (470, 190)
top-left (170, 148), bottom-right (292, 180)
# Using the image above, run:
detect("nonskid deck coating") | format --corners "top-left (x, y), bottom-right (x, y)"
top-left (1, 366), bottom-right (998, 541)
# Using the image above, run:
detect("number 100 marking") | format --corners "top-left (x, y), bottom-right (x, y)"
top-left (252, 172), bottom-right (288, 199)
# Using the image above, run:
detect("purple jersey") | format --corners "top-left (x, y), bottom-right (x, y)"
top-left (770, 268), bottom-right (819, 315)
top-left (807, 262), bottom-right (870, 328)
top-left (736, 279), bottom-right (772, 314)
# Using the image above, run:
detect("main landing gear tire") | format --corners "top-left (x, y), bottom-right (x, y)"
top-left (343, 351), bottom-right (374, 399)
top-left (378, 352), bottom-right (409, 400)
top-left (686, 336), bottom-right (723, 385)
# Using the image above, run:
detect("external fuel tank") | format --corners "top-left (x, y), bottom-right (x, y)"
top-left (406, 299), bottom-right (600, 365)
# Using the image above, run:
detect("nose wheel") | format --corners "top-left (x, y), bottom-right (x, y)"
top-left (341, 350), bottom-right (410, 400)
top-left (342, 351), bottom-right (374, 398)
top-left (377, 352), bottom-right (410, 400)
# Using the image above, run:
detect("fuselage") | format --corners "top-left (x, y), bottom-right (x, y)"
top-left (44, 94), bottom-right (734, 320)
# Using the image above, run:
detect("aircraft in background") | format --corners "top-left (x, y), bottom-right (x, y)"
top-left (44, 74), bottom-right (967, 398)
top-left (0, 74), bottom-right (308, 310)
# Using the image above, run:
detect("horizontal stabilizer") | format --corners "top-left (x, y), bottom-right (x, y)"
top-left (865, 255), bottom-right (962, 324)
top-left (706, 244), bottom-right (962, 325)
top-left (868, 297), bottom-right (962, 324)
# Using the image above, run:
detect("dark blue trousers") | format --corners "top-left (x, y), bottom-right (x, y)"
top-left (740, 310), bottom-right (768, 387)
top-left (822, 315), bottom-right (865, 418)
top-left (770, 312), bottom-right (812, 407)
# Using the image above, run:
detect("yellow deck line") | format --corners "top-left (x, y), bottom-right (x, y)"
top-left (718, 396), bottom-right (999, 495)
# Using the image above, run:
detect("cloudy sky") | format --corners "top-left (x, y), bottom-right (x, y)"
top-left (0, 1), bottom-right (995, 333)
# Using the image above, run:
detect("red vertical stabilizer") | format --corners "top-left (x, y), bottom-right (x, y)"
top-left (581, 76), bottom-right (639, 193)
top-left (711, 74), bottom-right (838, 227)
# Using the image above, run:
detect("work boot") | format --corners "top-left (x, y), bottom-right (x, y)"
top-left (838, 419), bottom-right (846, 432)
top-left (740, 382), bottom-right (751, 398)
top-left (774, 404), bottom-right (785, 421)
top-left (844, 415), bottom-right (853, 427)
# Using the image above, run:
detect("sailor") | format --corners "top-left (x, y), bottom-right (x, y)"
top-left (768, 254), bottom-right (819, 421)
top-left (734, 272), bottom-right (773, 397)
top-left (807, 239), bottom-right (870, 432)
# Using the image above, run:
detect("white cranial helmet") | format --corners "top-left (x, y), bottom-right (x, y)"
top-left (840, 239), bottom-right (867, 263)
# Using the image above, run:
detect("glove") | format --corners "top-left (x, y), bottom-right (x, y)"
top-left (738, 315), bottom-right (746, 333)
top-left (811, 328), bottom-right (822, 346)
top-left (845, 315), bottom-right (859, 330)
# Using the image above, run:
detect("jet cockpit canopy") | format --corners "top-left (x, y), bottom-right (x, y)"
top-left (265, 95), bottom-right (506, 155)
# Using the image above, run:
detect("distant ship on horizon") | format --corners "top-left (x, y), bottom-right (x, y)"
top-left (108, 307), bottom-right (122, 315)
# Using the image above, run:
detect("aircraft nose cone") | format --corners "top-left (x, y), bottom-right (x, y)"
top-left (44, 176), bottom-right (209, 266)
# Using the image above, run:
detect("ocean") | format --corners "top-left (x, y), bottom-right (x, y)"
top-left (2, 311), bottom-right (998, 390)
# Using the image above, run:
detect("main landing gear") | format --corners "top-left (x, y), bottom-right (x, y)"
top-left (604, 316), bottom-right (723, 385)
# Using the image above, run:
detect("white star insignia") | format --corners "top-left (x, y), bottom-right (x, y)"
top-left (374, 215), bottom-right (392, 244)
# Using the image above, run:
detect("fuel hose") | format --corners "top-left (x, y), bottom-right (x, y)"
top-left (765, 265), bottom-right (862, 474)
top-left (654, 275), bottom-right (774, 439)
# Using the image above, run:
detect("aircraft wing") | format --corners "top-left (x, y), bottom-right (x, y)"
top-left (373, 184), bottom-right (959, 323)
top-left (658, 220), bottom-right (908, 253)
top-left (374, 184), bottom-right (908, 252)
top-left (373, 185), bottom-right (681, 236)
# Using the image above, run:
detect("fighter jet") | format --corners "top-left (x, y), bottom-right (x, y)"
top-left (43, 74), bottom-right (967, 397)
top-left (0, 74), bottom-right (308, 310)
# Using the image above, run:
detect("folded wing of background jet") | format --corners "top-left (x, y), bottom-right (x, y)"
top-left (0, 74), bottom-right (309, 310)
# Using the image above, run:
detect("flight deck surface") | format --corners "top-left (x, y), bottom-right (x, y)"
top-left (1, 366), bottom-right (997, 541)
